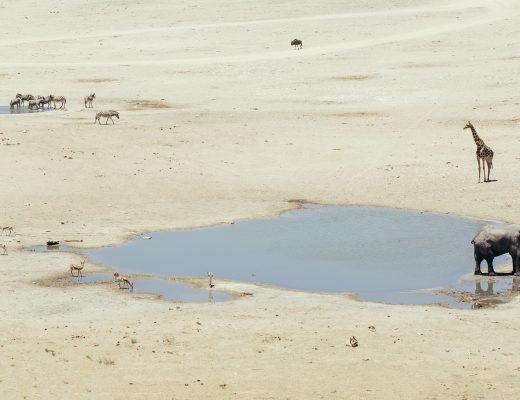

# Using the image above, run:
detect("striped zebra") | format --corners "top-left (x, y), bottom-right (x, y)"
top-left (84, 93), bottom-right (96, 108)
top-left (95, 110), bottom-right (119, 125)
top-left (51, 95), bottom-right (66, 109)
top-left (38, 95), bottom-right (52, 109)
top-left (10, 98), bottom-right (21, 109)
top-left (16, 93), bottom-right (34, 106)
top-left (28, 99), bottom-right (40, 110)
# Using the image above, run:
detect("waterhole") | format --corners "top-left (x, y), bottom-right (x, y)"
top-left (79, 206), bottom-right (510, 307)
top-left (0, 105), bottom-right (52, 114)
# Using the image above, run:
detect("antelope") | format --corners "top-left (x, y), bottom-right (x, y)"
top-left (0, 244), bottom-right (7, 255)
top-left (113, 272), bottom-right (133, 290)
top-left (51, 95), bottom-right (66, 109)
top-left (10, 98), bottom-right (21, 109)
top-left (16, 93), bottom-right (34, 106)
top-left (70, 260), bottom-right (85, 277)
top-left (95, 110), bottom-right (119, 125)
top-left (1, 226), bottom-right (14, 235)
top-left (84, 93), bottom-right (95, 108)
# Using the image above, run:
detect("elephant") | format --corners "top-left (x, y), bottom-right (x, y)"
top-left (471, 224), bottom-right (520, 275)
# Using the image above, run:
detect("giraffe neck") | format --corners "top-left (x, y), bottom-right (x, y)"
top-left (470, 126), bottom-right (484, 147)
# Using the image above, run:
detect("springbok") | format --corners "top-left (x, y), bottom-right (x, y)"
top-left (16, 93), bottom-right (34, 106)
top-left (113, 272), bottom-right (134, 290)
top-left (0, 244), bottom-right (7, 255)
top-left (84, 93), bottom-right (96, 108)
top-left (70, 260), bottom-right (86, 277)
top-left (51, 95), bottom-right (66, 109)
top-left (95, 110), bottom-right (119, 125)
top-left (291, 38), bottom-right (303, 49)
top-left (1, 226), bottom-right (14, 235)
top-left (10, 98), bottom-right (21, 109)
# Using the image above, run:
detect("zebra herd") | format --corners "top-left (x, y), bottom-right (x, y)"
top-left (10, 93), bottom-right (67, 110)
top-left (8, 92), bottom-right (120, 124)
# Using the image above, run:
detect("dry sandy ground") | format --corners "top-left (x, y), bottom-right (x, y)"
top-left (1, 0), bottom-right (520, 398)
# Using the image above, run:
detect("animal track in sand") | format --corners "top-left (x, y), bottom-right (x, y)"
top-left (77, 78), bottom-right (119, 83)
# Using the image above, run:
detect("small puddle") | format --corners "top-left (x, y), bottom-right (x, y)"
top-left (0, 105), bottom-right (52, 114)
top-left (67, 273), bottom-right (232, 302)
top-left (35, 206), bottom-right (513, 307)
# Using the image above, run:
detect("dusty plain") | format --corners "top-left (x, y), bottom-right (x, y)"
top-left (1, 0), bottom-right (520, 398)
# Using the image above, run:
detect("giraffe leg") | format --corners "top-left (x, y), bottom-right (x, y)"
top-left (482, 159), bottom-right (487, 182)
top-left (477, 156), bottom-right (481, 183)
top-left (486, 159), bottom-right (492, 182)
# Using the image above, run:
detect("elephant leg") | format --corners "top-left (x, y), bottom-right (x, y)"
top-left (486, 257), bottom-right (495, 275)
top-left (515, 256), bottom-right (520, 276)
top-left (474, 254), bottom-right (483, 275)
top-left (511, 253), bottom-right (518, 275)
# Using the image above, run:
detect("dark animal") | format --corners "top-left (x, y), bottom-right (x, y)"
top-left (471, 224), bottom-right (520, 275)
top-left (291, 38), bottom-right (303, 49)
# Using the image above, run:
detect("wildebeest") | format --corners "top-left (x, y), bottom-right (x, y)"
top-left (291, 38), bottom-right (303, 49)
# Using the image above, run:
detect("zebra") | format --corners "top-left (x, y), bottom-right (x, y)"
top-left (28, 99), bottom-right (40, 110)
top-left (50, 95), bottom-right (66, 109)
top-left (95, 110), bottom-right (119, 125)
top-left (10, 98), bottom-right (21, 109)
top-left (16, 93), bottom-right (34, 106)
top-left (84, 93), bottom-right (96, 108)
top-left (291, 38), bottom-right (303, 49)
top-left (38, 95), bottom-right (53, 109)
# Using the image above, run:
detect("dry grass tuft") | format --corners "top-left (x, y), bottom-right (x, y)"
top-left (98, 357), bottom-right (115, 365)
top-left (330, 112), bottom-right (382, 118)
top-left (125, 100), bottom-right (174, 110)
top-left (333, 75), bottom-right (373, 81)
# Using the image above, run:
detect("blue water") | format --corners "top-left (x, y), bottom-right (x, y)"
top-left (0, 105), bottom-right (52, 114)
top-left (81, 206), bottom-right (507, 306)
top-left (71, 273), bottom-right (232, 302)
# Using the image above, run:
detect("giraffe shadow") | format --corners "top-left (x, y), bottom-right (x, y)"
top-left (484, 179), bottom-right (498, 183)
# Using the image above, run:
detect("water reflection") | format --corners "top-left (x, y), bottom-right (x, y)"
top-left (0, 105), bottom-right (52, 114)
top-left (68, 273), bottom-right (231, 303)
top-left (474, 280), bottom-right (495, 297)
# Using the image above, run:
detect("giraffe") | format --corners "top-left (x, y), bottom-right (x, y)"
top-left (463, 121), bottom-right (493, 183)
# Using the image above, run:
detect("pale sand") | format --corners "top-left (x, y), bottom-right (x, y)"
top-left (1, 0), bottom-right (520, 398)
